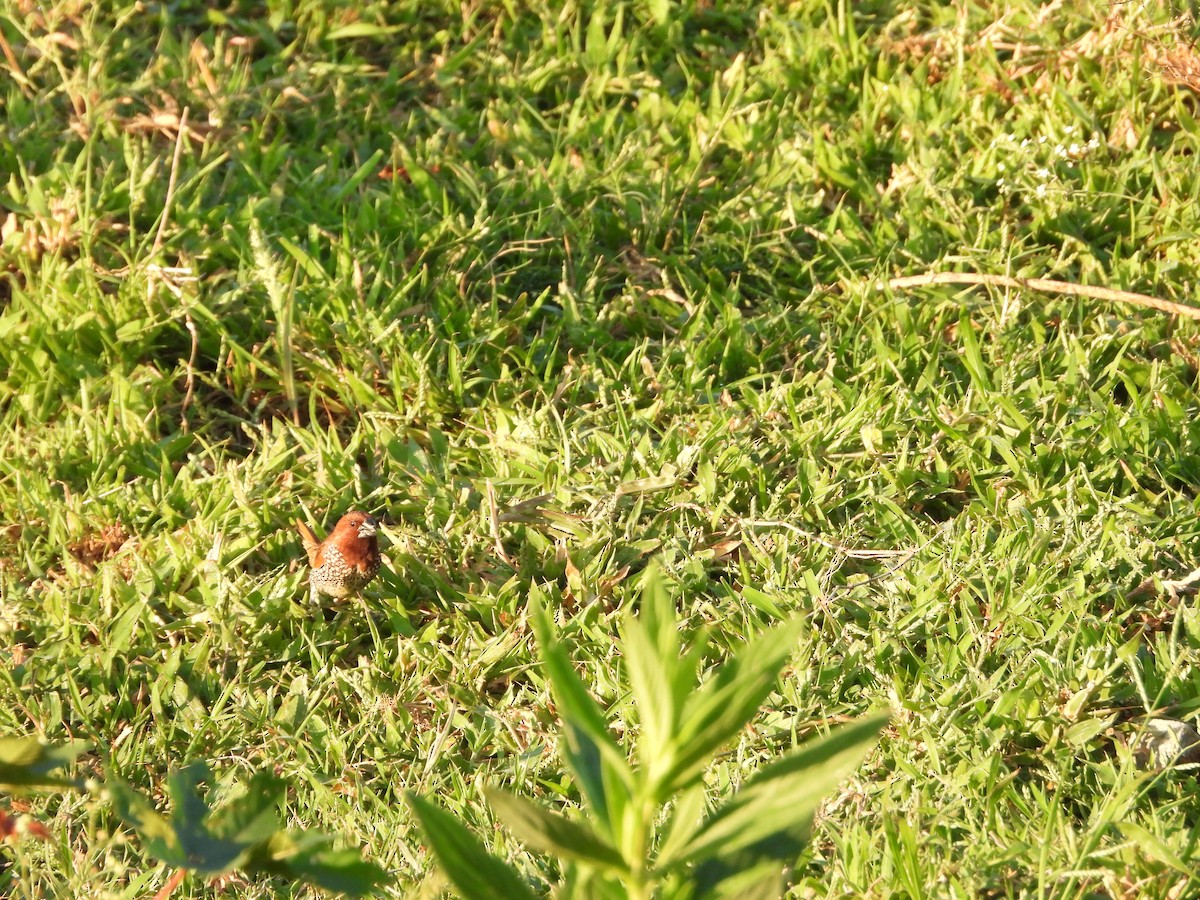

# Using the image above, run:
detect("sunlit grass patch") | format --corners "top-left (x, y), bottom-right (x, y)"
top-left (3, 0), bottom-right (1200, 896)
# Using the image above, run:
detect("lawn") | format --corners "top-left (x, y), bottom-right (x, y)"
top-left (3, 0), bottom-right (1200, 896)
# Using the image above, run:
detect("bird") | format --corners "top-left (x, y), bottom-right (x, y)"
top-left (296, 510), bottom-right (381, 606)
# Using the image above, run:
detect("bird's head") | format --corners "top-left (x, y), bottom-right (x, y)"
top-left (334, 511), bottom-right (379, 542)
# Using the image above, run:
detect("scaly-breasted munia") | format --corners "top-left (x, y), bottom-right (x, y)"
top-left (296, 510), bottom-right (381, 605)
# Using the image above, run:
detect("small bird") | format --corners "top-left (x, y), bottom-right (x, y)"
top-left (296, 510), bottom-right (381, 606)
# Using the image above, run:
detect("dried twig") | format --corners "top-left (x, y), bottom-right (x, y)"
top-left (0, 29), bottom-right (30, 95)
top-left (832, 528), bottom-right (946, 591)
top-left (144, 107), bottom-right (195, 434)
top-left (742, 519), bottom-right (945, 592)
top-left (741, 519), bottom-right (911, 559)
top-left (887, 271), bottom-right (1200, 321)
top-left (180, 312), bottom-right (198, 433)
top-left (1128, 565), bottom-right (1200, 602)
top-left (486, 480), bottom-right (514, 567)
top-left (152, 107), bottom-right (189, 256)
top-left (497, 493), bottom-right (553, 523)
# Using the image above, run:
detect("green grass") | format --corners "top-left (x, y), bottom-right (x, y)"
top-left (4, 0), bottom-right (1200, 896)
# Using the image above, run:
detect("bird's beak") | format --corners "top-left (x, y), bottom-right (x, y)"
top-left (358, 517), bottom-right (378, 539)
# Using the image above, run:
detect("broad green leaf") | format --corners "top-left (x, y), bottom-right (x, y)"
top-left (671, 630), bottom-right (710, 733)
top-left (281, 846), bottom-right (390, 896)
top-left (531, 587), bottom-right (633, 833)
top-left (170, 764), bottom-right (214, 840)
top-left (663, 617), bottom-right (806, 794)
top-left (625, 568), bottom-right (714, 791)
top-left (698, 860), bottom-right (786, 900)
top-left (596, 743), bottom-right (633, 853)
top-left (654, 785), bottom-right (708, 867)
top-left (405, 793), bottom-right (537, 900)
top-left (624, 573), bottom-right (681, 787)
top-left (247, 830), bottom-right (391, 897)
top-left (167, 764), bottom-right (255, 873)
top-left (0, 737), bottom-right (88, 790)
top-left (531, 588), bottom-right (614, 743)
top-left (108, 761), bottom-right (382, 892)
top-left (108, 763), bottom-right (252, 874)
top-left (485, 788), bottom-right (626, 872)
top-left (668, 714), bottom-right (888, 868)
top-left (210, 769), bottom-right (288, 846)
top-left (106, 778), bottom-right (193, 869)
top-left (556, 863), bottom-right (630, 900)
top-left (636, 563), bottom-right (678, 661)
top-left (622, 616), bottom-right (677, 781)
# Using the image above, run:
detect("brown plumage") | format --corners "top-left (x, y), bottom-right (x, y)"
top-left (297, 510), bottom-right (381, 605)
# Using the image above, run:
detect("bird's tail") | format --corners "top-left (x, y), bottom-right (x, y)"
top-left (296, 520), bottom-right (321, 562)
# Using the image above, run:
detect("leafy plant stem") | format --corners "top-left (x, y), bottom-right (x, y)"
top-left (627, 796), bottom-right (658, 900)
